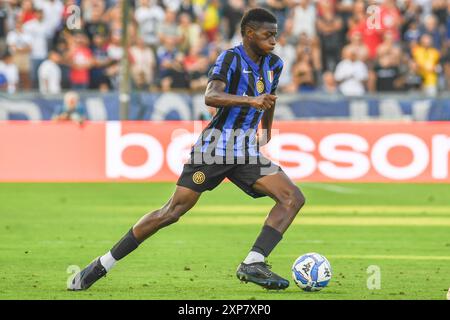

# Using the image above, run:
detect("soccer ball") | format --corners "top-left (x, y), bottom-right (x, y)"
top-left (292, 252), bottom-right (332, 291)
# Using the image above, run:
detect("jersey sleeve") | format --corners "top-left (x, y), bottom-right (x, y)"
top-left (270, 59), bottom-right (284, 95)
top-left (208, 50), bottom-right (236, 86)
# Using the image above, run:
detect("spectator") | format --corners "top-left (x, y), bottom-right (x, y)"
top-left (161, 52), bottom-right (190, 91)
top-left (0, 2), bottom-right (7, 56)
top-left (262, 0), bottom-right (288, 33)
top-left (295, 32), bottom-right (322, 78)
top-left (290, 50), bottom-right (316, 93)
top-left (371, 53), bottom-right (401, 92)
top-left (379, 0), bottom-right (402, 41)
top-left (177, 12), bottom-right (202, 53)
top-left (345, 30), bottom-right (368, 62)
top-left (222, 0), bottom-right (245, 40)
top-left (412, 33), bottom-right (440, 96)
top-left (348, 0), bottom-right (383, 61)
top-left (178, 0), bottom-right (196, 21)
top-left (420, 14), bottom-right (443, 49)
top-left (158, 9), bottom-right (182, 48)
top-left (66, 32), bottom-right (93, 90)
top-left (346, 0), bottom-right (365, 32)
top-left (404, 20), bottom-right (421, 48)
top-left (201, 0), bottom-right (220, 42)
top-left (431, 0), bottom-right (447, 27)
top-left (0, 52), bottom-right (19, 93)
top-left (104, 30), bottom-right (124, 88)
top-left (273, 33), bottom-right (296, 91)
top-left (376, 31), bottom-right (402, 65)
top-left (316, 0), bottom-right (344, 71)
top-left (53, 91), bottom-right (87, 124)
top-left (157, 37), bottom-right (178, 81)
top-left (163, 0), bottom-right (182, 11)
top-left (403, 59), bottom-right (423, 92)
top-left (400, 0), bottom-right (422, 42)
top-left (130, 36), bottom-right (156, 90)
top-left (18, 0), bottom-right (37, 24)
top-left (334, 46), bottom-right (368, 96)
top-left (183, 44), bottom-right (209, 91)
top-left (321, 70), bottom-right (338, 93)
top-left (23, 8), bottom-right (48, 88)
top-left (336, 0), bottom-right (355, 28)
top-left (36, 0), bottom-right (64, 43)
top-left (84, 0), bottom-right (109, 42)
top-left (290, 0), bottom-right (316, 40)
top-left (38, 50), bottom-right (62, 94)
top-left (7, 20), bottom-right (32, 89)
top-left (135, 0), bottom-right (165, 48)
top-left (90, 33), bottom-right (112, 92)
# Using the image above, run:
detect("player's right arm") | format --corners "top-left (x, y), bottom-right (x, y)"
top-left (205, 80), bottom-right (277, 111)
top-left (205, 50), bottom-right (276, 111)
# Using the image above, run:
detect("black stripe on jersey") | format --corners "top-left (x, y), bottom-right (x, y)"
top-left (269, 53), bottom-right (282, 69)
top-left (213, 54), bottom-right (242, 132)
top-left (228, 54), bottom-right (242, 95)
top-left (233, 70), bottom-right (255, 130)
top-left (206, 52), bottom-right (238, 132)
top-left (219, 51), bottom-right (236, 85)
top-left (208, 50), bottom-right (236, 85)
top-left (236, 66), bottom-right (257, 158)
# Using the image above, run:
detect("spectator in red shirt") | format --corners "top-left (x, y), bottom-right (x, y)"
top-left (348, 1), bottom-right (383, 61)
top-left (67, 32), bottom-right (93, 90)
top-left (379, 0), bottom-right (402, 41)
top-left (19, 0), bottom-right (37, 24)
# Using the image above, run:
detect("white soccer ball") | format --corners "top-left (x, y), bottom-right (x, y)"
top-left (292, 252), bottom-right (332, 291)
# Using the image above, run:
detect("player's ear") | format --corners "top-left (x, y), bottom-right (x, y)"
top-left (244, 25), bottom-right (256, 40)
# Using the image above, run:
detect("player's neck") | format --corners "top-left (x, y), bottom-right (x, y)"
top-left (242, 42), bottom-right (262, 65)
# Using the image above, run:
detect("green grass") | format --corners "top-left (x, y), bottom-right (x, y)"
top-left (0, 182), bottom-right (449, 300)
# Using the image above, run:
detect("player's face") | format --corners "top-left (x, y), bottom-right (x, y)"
top-left (250, 23), bottom-right (278, 56)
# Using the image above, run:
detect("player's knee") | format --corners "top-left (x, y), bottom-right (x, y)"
top-left (165, 201), bottom-right (190, 224)
top-left (166, 211), bottom-right (181, 224)
top-left (282, 187), bottom-right (305, 213)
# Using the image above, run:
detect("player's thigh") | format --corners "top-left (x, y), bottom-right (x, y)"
top-left (252, 171), bottom-right (304, 206)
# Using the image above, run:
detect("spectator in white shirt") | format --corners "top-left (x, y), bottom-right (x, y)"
top-left (130, 36), bottom-right (156, 90)
top-left (23, 8), bottom-right (48, 88)
top-left (6, 20), bottom-right (32, 89)
top-left (135, 0), bottom-right (165, 48)
top-left (38, 50), bottom-right (62, 95)
top-left (290, 0), bottom-right (316, 39)
top-left (0, 52), bottom-right (19, 94)
top-left (34, 0), bottom-right (64, 41)
top-left (334, 46), bottom-right (368, 96)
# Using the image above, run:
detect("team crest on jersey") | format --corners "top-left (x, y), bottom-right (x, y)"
top-left (192, 171), bottom-right (206, 184)
top-left (256, 80), bottom-right (265, 94)
top-left (267, 71), bottom-right (274, 83)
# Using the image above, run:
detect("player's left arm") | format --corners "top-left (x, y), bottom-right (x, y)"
top-left (260, 63), bottom-right (283, 146)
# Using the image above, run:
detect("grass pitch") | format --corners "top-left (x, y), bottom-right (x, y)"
top-left (0, 182), bottom-right (449, 300)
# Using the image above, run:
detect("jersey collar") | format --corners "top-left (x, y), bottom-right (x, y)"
top-left (237, 44), bottom-right (266, 72)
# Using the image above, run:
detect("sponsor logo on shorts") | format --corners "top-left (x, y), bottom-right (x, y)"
top-left (192, 171), bottom-right (206, 184)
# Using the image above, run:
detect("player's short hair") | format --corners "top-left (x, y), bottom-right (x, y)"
top-left (240, 8), bottom-right (277, 37)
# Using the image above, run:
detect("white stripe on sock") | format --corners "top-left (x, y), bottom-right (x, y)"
top-left (243, 251), bottom-right (265, 264)
top-left (99, 251), bottom-right (117, 272)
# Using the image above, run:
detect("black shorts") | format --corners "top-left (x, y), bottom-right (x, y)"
top-left (176, 156), bottom-right (282, 198)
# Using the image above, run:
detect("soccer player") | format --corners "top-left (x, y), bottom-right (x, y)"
top-left (69, 8), bottom-right (305, 291)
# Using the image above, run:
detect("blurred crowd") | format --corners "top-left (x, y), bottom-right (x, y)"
top-left (0, 0), bottom-right (450, 96)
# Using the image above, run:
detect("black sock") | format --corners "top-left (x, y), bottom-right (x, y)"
top-left (251, 225), bottom-right (283, 258)
top-left (110, 228), bottom-right (141, 260)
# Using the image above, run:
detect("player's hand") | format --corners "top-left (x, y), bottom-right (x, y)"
top-left (250, 94), bottom-right (277, 111)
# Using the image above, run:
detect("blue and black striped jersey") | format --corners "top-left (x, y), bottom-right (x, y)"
top-left (192, 44), bottom-right (283, 159)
